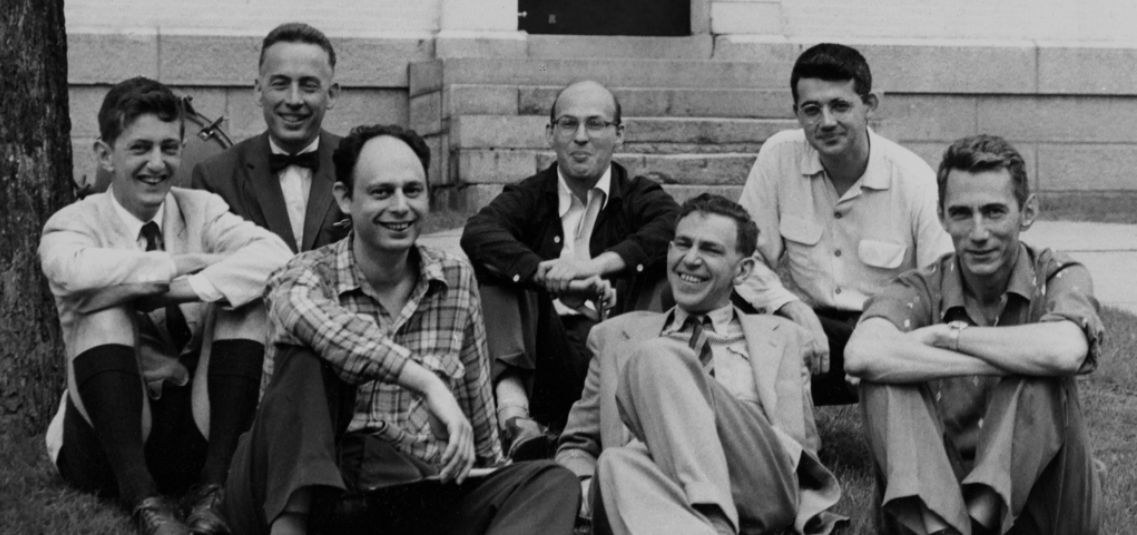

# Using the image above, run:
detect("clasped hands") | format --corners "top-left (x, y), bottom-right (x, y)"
top-left (533, 258), bottom-right (617, 313)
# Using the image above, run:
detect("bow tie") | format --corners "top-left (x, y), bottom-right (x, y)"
top-left (269, 151), bottom-right (320, 173)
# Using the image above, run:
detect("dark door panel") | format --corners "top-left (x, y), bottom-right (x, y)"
top-left (519, 0), bottom-right (689, 36)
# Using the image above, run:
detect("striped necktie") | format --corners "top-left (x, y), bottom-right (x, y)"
top-left (685, 314), bottom-right (714, 377)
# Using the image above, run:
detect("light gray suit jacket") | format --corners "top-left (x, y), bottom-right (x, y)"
top-left (557, 309), bottom-right (843, 535)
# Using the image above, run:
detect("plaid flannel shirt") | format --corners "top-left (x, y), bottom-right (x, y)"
top-left (263, 237), bottom-right (503, 467)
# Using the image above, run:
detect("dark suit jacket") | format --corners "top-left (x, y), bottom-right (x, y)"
top-left (192, 130), bottom-right (347, 253)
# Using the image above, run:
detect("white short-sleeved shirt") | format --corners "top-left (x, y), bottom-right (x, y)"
top-left (736, 128), bottom-right (953, 313)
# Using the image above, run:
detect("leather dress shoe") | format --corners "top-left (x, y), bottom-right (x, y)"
top-left (502, 416), bottom-right (554, 461)
top-left (183, 484), bottom-right (231, 535)
top-left (133, 496), bottom-right (190, 535)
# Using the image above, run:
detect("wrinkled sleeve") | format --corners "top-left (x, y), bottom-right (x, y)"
top-left (460, 181), bottom-right (547, 287)
top-left (1038, 257), bottom-right (1103, 374)
top-left (197, 193), bottom-right (293, 308)
top-left (556, 324), bottom-right (606, 479)
top-left (860, 271), bottom-right (936, 334)
top-left (736, 146), bottom-right (801, 312)
top-left (265, 262), bottom-right (412, 385)
top-left (602, 177), bottom-right (679, 276)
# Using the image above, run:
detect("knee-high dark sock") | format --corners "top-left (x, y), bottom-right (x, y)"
top-left (73, 344), bottom-right (157, 506)
top-left (200, 339), bottom-right (264, 486)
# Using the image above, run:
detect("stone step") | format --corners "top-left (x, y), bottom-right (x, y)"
top-left (525, 35), bottom-right (714, 60)
top-left (430, 84), bottom-right (795, 120)
top-left (449, 115), bottom-right (799, 150)
top-left (455, 149), bottom-right (757, 187)
top-left (410, 58), bottom-right (791, 97)
top-left (444, 183), bottom-right (744, 213)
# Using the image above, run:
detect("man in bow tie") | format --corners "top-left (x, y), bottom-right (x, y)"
top-left (193, 22), bottom-right (348, 253)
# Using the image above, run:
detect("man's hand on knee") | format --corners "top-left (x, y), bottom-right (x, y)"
top-left (777, 300), bottom-right (830, 374)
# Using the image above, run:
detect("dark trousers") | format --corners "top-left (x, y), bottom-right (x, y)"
top-left (811, 308), bottom-right (861, 406)
top-left (224, 345), bottom-right (581, 535)
top-left (481, 285), bottom-right (596, 431)
top-left (862, 377), bottom-right (1099, 535)
top-left (56, 380), bottom-right (208, 498)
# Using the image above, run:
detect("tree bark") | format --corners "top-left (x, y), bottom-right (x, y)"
top-left (1, 0), bottom-right (73, 434)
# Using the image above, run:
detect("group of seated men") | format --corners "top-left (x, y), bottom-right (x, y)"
top-left (38, 20), bottom-right (1104, 535)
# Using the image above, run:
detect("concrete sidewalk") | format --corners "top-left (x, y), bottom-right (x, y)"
top-left (422, 220), bottom-right (1137, 315)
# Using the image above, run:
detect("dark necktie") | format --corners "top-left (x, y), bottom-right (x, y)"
top-left (685, 314), bottom-right (714, 377)
top-left (140, 222), bottom-right (192, 353)
top-left (268, 151), bottom-right (320, 173)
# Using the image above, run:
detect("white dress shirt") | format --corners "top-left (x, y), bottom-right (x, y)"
top-left (553, 166), bottom-right (612, 317)
top-left (269, 136), bottom-right (318, 250)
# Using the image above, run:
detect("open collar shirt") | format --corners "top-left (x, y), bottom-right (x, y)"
top-left (736, 128), bottom-right (953, 313)
top-left (861, 243), bottom-right (1104, 460)
top-left (262, 236), bottom-right (504, 467)
top-left (553, 166), bottom-right (612, 316)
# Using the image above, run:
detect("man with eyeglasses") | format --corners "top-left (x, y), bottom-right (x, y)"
top-left (736, 43), bottom-right (953, 406)
top-left (461, 80), bottom-right (679, 460)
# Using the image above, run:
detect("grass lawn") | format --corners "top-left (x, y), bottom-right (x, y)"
top-left (2, 306), bottom-right (1135, 534)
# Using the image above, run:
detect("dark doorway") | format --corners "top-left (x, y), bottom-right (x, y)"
top-left (519, 0), bottom-right (690, 36)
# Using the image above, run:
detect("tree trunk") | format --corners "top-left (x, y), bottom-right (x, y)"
top-left (1, 0), bottom-right (73, 434)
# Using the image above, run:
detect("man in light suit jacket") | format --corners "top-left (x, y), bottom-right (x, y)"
top-left (557, 194), bottom-right (844, 535)
top-left (193, 22), bottom-right (347, 253)
top-left (39, 77), bottom-right (292, 535)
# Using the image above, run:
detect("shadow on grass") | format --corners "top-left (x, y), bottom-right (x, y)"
top-left (4, 307), bottom-right (1135, 534)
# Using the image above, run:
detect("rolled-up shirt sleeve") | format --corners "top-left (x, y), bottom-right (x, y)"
top-left (266, 264), bottom-right (412, 385)
top-left (1038, 261), bottom-right (1104, 374)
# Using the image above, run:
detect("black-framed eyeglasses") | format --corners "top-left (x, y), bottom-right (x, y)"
top-left (551, 117), bottom-right (620, 135)
top-left (796, 98), bottom-right (861, 125)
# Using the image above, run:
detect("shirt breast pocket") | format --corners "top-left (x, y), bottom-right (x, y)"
top-left (779, 215), bottom-right (823, 269)
top-left (857, 239), bottom-right (907, 270)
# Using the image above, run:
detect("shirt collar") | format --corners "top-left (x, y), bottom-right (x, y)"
top-left (940, 242), bottom-right (1037, 320)
top-left (109, 187), bottom-right (165, 240)
top-left (268, 136), bottom-right (319, 156)
top-left (556, 165), bottom-right (612, 217)
top-left (799, 127), bottom-right (890, 190)
top-left (333, 235), bottom-right (450, 298)
top-left (663, 303), bottom-right (736, 335)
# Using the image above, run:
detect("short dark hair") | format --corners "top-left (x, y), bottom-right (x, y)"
top-left (97, 76), bottom-right (182, 145)
top-left (937, 134), bottom-right (1030, 209)
top-left (676, 193), bottom-right (758, 258)
top-left (548, 81), bottom-right (622, 125)
top-left (790, 43), bottom-right (872, 104)
top-left (259, 22), bottom-right (336, 70)
top-left (333, 124), bottom-right (431, 195)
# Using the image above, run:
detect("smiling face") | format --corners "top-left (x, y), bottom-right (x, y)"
top-left (940, 167), bottom-right (1037, 287)
top-left (334, 136), bottom-right (429, 257)
top-left (794, 77), bottom-right (875, 161)
top-left (97, 113), bottom-right (181, 222)
top-left (667, 211), bottom-right (754, 314)
top-left (255, 42), bottom-right (338, 154)
top-left (546, 81), bottom-right (624, 187)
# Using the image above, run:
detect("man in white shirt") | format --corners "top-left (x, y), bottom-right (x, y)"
top-left (39, 77), bottom-right (291, 535)
top-left (737, 43), bottom-right (953, 405)
top-left (193, 22), bottom-right (347, 253)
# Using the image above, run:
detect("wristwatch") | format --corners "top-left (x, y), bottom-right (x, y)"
top-left (947, 320), bottom-right (970, 352)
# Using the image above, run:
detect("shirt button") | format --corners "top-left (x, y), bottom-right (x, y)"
top-left (636, 264), bottom-right (644, 272)
top-left (835, 287), bottom-right (842, 295)
top-left (554, 236), bottom-right (561, 243)
top-left (835, 250), bottom-right (842, 257)
top-left (512, 275), bottom-right (520, 282)
top-left (834, 212), bottom-right (843, 219)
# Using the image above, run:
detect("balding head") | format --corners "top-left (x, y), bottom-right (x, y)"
top-left (549, 80), bottom-right (621, 125)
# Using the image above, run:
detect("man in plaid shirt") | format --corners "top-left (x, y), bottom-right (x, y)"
top-left (223, 124), bottom-right (581, 535)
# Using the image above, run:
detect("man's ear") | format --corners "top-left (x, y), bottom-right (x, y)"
top-left (253, 77), bottom-right (264, 108)
top-left (332, 181), bottom-right (352, 214)
top-left (733, 255), bottom-right (756, 286)
top-left (1019, 194), bottom-right (1039, 232)
top-left (863, 92), bottom-right (880, 118)
top-left (327, 82), bottom-right (341, 110)
top-left (94, 138), bottom-right (114, 173)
